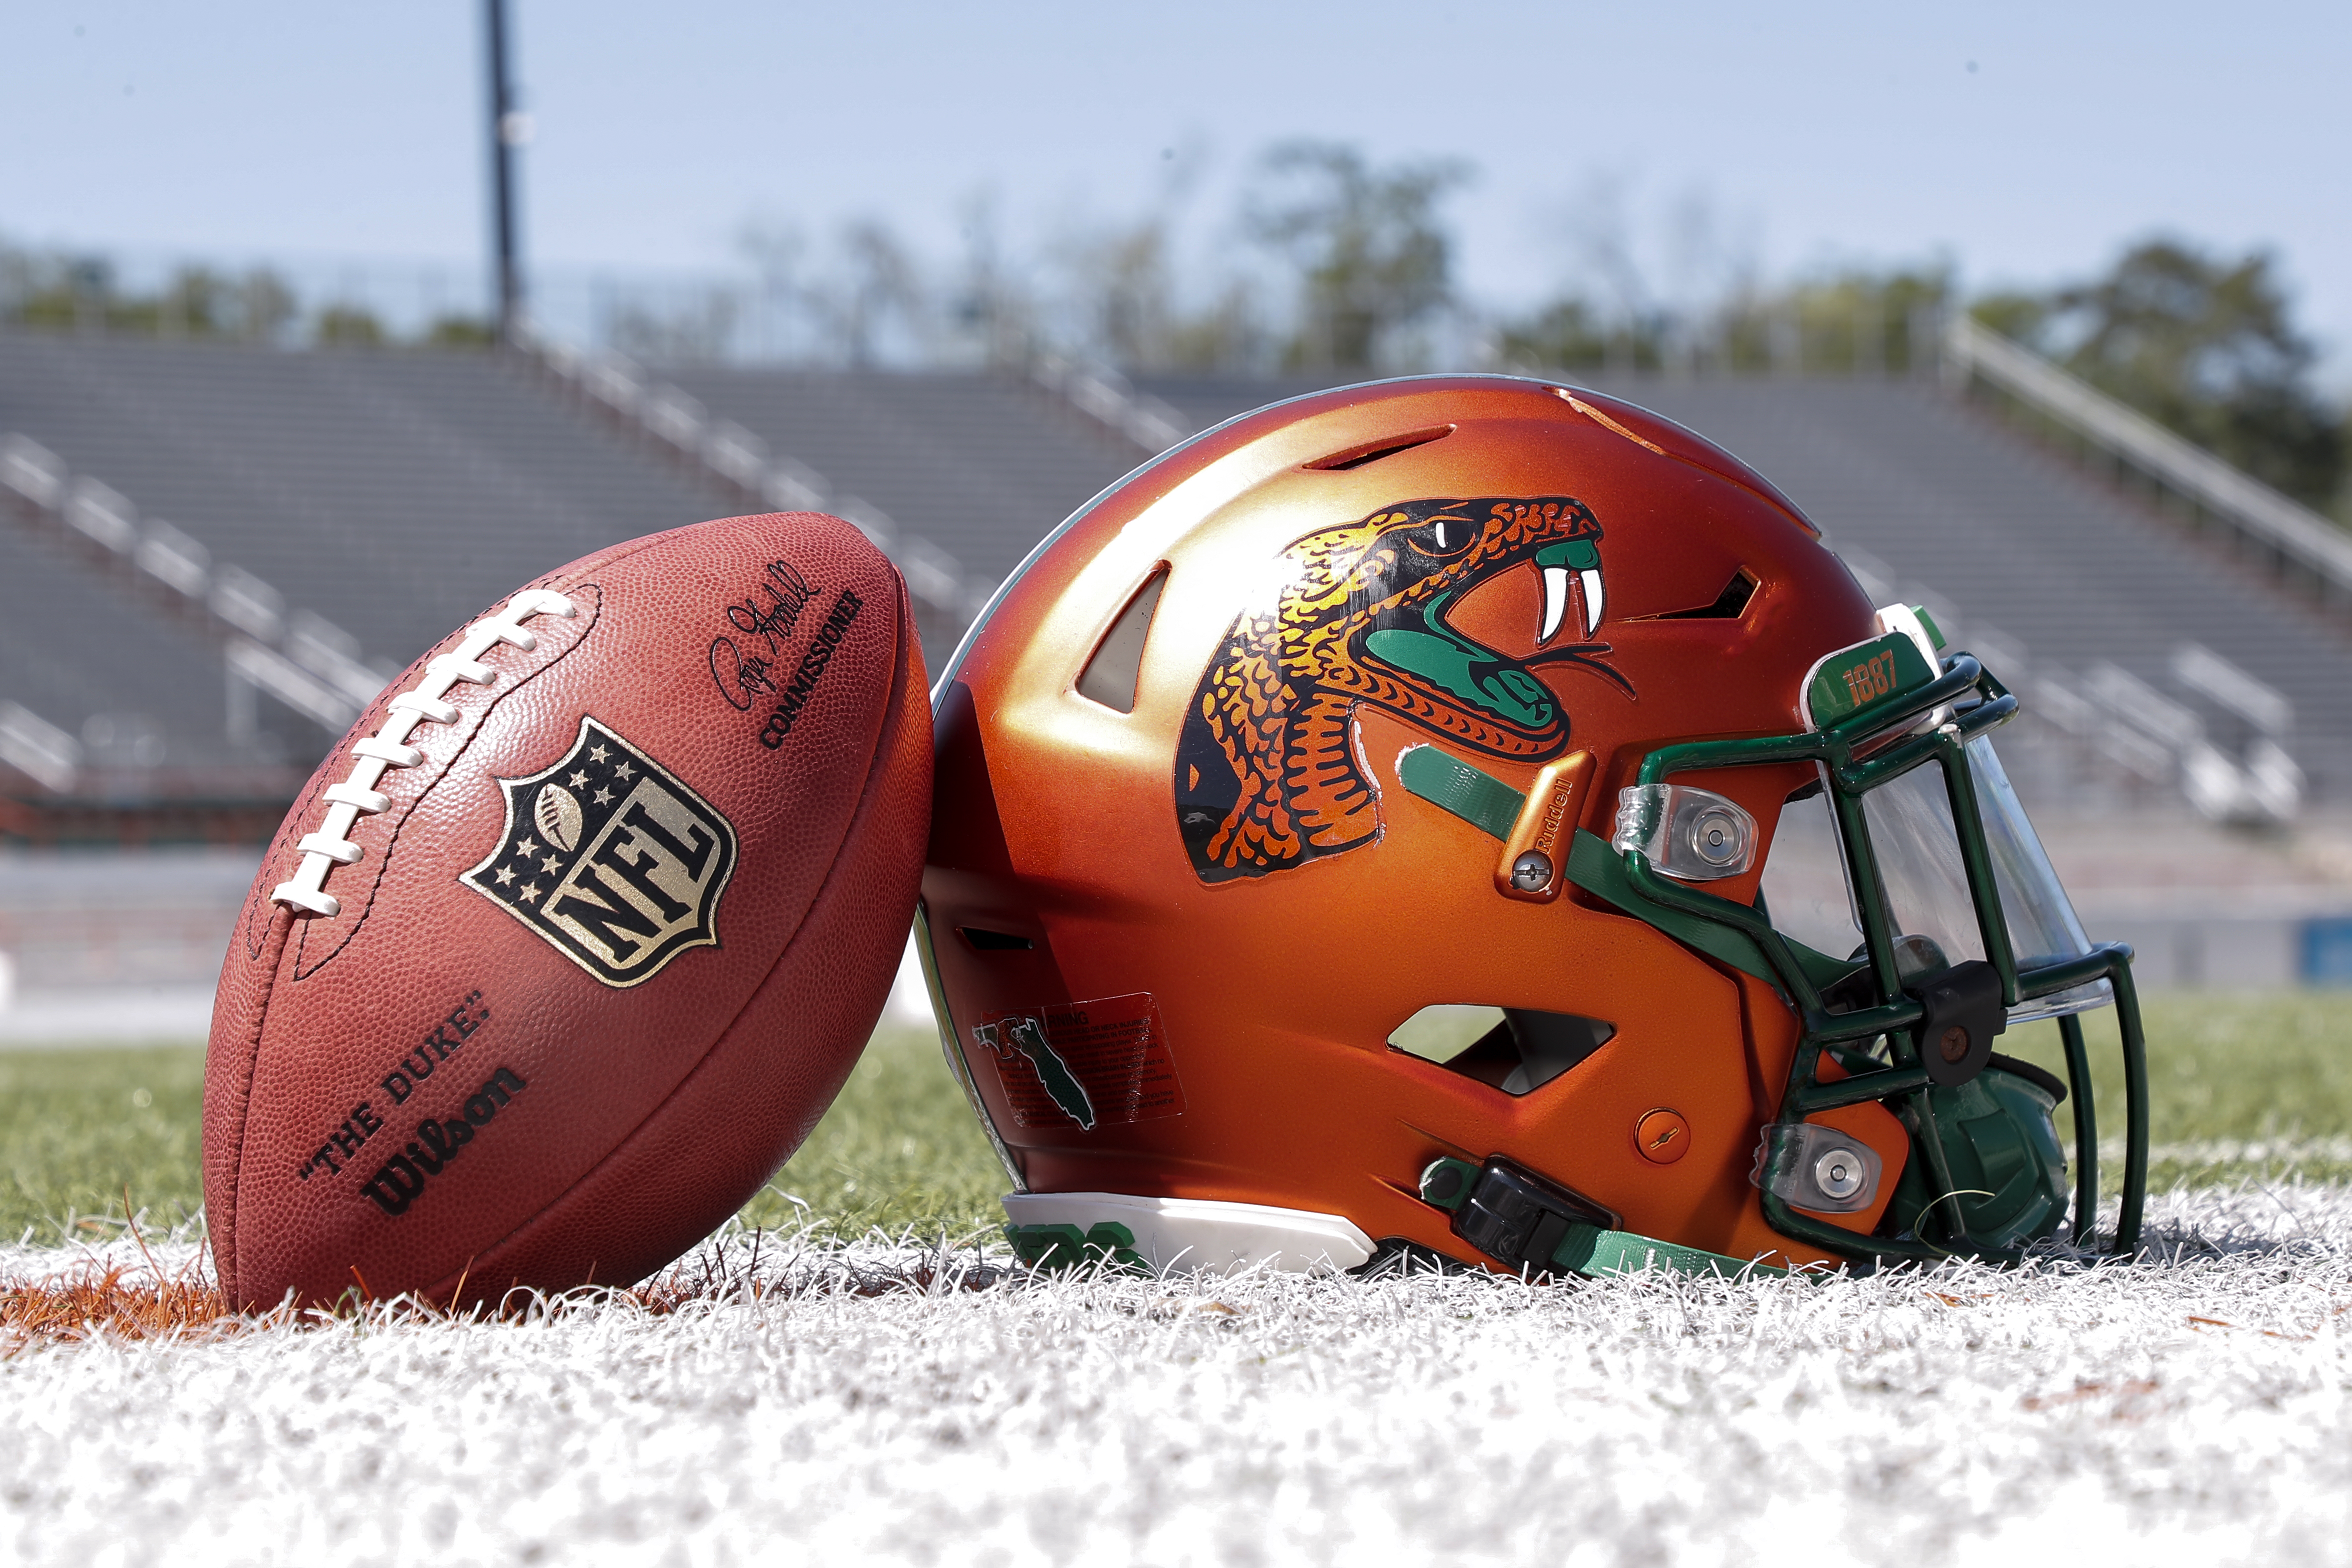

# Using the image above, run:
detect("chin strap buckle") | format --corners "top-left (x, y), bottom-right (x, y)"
top-left (1419, 1156), bottom-right (1617, 1277)
top-left (1419, 1154), bottom-right (1793, 1281)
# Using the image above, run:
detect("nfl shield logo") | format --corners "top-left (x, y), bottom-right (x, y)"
top-left (460, 716), bottom-right (739, 987)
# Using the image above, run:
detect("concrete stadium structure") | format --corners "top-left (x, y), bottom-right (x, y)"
top-left (3, 329), bottom-right (2350, 1022)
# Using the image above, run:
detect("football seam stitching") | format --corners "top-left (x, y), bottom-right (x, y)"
top-left (257, 520), bottom-right (713, 953)
top-left (271, 587), bottom-right (582, 919)
top-left (289, 584), bottom-right (606, 982)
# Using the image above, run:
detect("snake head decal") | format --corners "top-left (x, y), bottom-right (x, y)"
top-left (1176, 496), bottom-right (1627, 882)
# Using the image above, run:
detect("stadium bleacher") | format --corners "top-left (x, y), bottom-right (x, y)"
top-left (1565, 378), bottom-right (2346, 811)
top-left (0, 334), bottom-right (733, 654)
top-left (646, 365), bottom-right (1140, 656)
top-left (5, 330), bottom-right (2350, 829)
top-left (0, 335), bottom-right (733, 831)
top-left (657, 368), bottom-right (1137, 585)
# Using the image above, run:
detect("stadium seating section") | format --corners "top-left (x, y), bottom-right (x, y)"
top-left (4, 331), bottom-right (2350, 843)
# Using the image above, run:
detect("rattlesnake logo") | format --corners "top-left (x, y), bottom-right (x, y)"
top-left (1174, 496), bottom-right (1629, 882)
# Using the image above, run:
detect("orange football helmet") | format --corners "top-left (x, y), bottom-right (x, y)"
top-left (920, 375), bottom-right (2146, 1278)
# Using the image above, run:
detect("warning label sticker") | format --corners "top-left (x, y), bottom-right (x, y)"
top-left (970, 992), bottom-right (1186, 1132)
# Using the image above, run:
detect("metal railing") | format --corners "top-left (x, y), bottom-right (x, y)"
top-left (526, 340), bottom-right (997, 630)
top-left (1943, 314), bottom-right (2352, 613)
top-left (1025, 353), bottom-right (1191, 454)
top-left (1833, 546), bottom-right (2303, 825)
top-left (0, 432), bottom-right (395, 794)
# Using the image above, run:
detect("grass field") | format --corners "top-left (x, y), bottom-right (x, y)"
top-left (0, 1023), bottom-right (1007, 1248)
top-left (5, 994), bottom-right (2351, 1248)
top-left (6, 999), bottom-right (2352, 1563)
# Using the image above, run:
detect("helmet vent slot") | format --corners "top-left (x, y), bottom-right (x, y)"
top-left (959, 926), bottom-right (1035, 952)
top-left (1656, 570), bottom-right (1757, 621)
top-left (1389, 1006), bottom-right (1615, 1096)
top-left (1302, 425), bottom-right (1455, 472)
top-left (1075, 566), bottom-right (1169, 714)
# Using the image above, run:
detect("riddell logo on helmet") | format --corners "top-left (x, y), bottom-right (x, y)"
top-left (1532, 775), bottom-right (1572, 857)
top-left (1174, 496), bottom-right (1630, 883)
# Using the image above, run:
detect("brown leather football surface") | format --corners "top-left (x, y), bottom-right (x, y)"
top-left (204, 512), bottom-right (931, 1309)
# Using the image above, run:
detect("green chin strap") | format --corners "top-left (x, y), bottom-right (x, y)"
top-left (1397, 649), bottom-right (2149, 1268)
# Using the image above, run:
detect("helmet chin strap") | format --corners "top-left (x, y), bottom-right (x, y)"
top-left (1418, 1155), bottom-right (1791, 1283)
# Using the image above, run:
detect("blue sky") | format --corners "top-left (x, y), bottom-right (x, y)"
top-left (4, 2), bottom-right (2347, 375)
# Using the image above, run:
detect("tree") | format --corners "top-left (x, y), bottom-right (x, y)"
top-left (0, 253), bottom-right (297, 341)
top-left (606, 289), bottom-right (741, 363)
top-left (315, 305), bottom-right (387, 347)
top-left (1049, 212), bottom-right (1268, 373)
top-left (1245, 142), bottom-right (1469, 370)
top-left (1774, 267), bottom-right (1952, 375)
top-left (943, 196), bottom-right (1034, 368)
top-left (818, 220), bottom-right (927, 367)
top-left (1496, 296), bottom-right (1615, 371)
top-left (1988, 238), bottom-right (2343, 510)
top-left (1500, 265), bottom-right (1950, 377)
top-left (1156, 278), bottom-right (1267, 372)
top-left (1078, 218), bottom-right (1175, 369)
top-left (420, 314), bottom-right (496, 349)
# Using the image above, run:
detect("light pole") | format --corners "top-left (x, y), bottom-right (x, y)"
top-left (485, 0), bottom-right (524, 348)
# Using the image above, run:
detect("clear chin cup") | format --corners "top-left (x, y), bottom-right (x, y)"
top-left (1613, 784), bottom-right (1758, 883)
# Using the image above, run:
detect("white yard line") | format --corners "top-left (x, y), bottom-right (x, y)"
top-left (4, 1184), bottom-right (2351, 1567)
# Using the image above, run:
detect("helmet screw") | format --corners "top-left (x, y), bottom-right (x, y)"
top-left (1813, 1147), bottom-right (1868, 1202)
top-left (1510, 851), bottom-right (1553, 891)
top-left (1938, 1025), bottom-right (1971, 1064)
top-left (1633, 1107), bottom-right (1691, 1165)
top-left (1690, 808), bottom-right (1743, 865)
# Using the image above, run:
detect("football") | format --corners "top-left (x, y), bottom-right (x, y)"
top-left (203, 512), bottom-right (932, 1309)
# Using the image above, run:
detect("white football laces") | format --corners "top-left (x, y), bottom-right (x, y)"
top-left (271, 589), bottom-right (579, 918)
